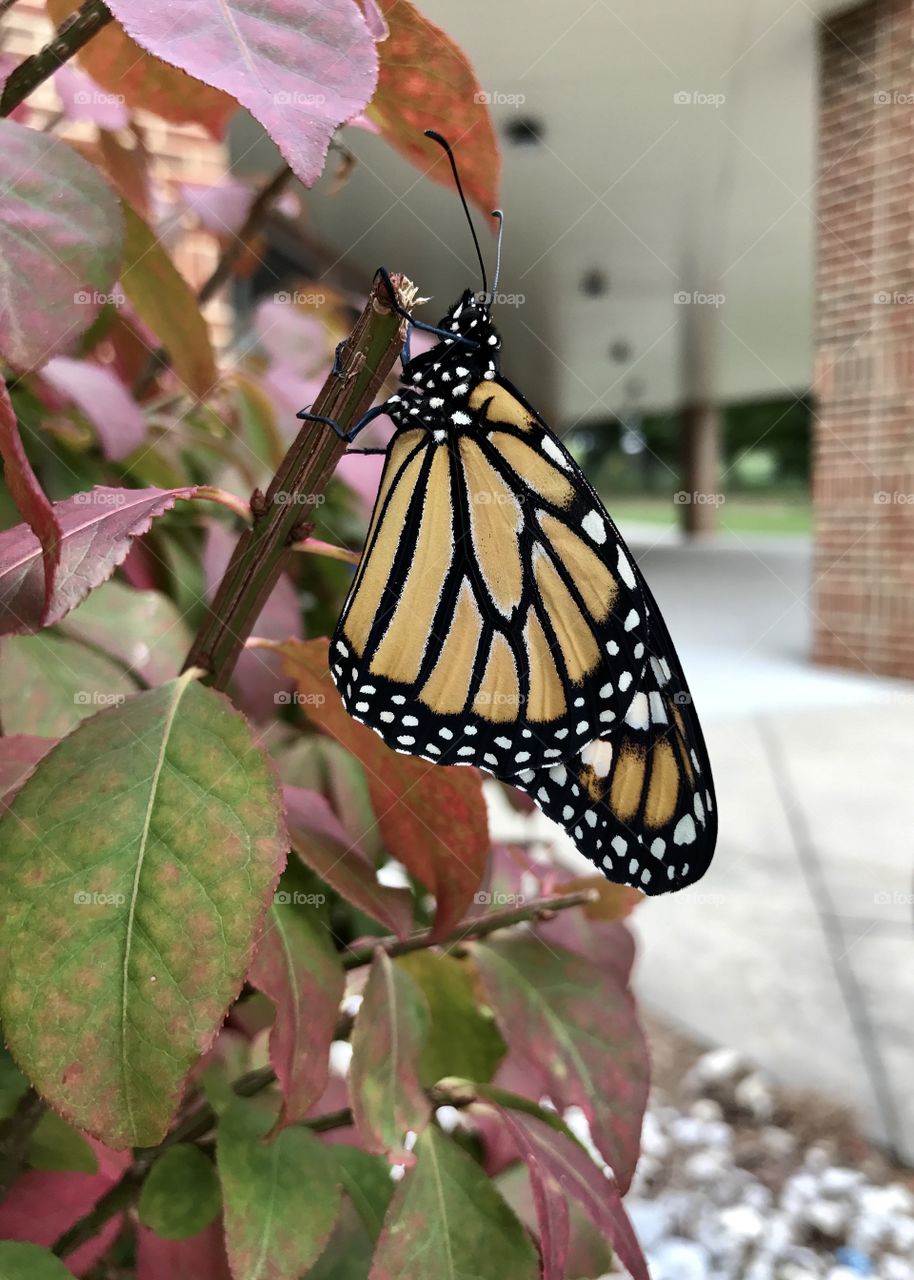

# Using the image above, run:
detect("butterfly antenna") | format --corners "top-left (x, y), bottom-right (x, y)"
top-left (424, 129), bottom-right (488, 297)
top-left (490, 209), bottom-right (504, 299)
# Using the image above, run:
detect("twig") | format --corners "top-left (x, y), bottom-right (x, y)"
top-left (0, 0), bottom-right (112, 117)
top-left (183, 271), bottom-right (410, 687)
top-left (341, 888), bottom-right (600, 971)
top-left (132, 163), bottom-right (295, 397)
top-left (0, 1088), bottom-right (44, 1201)
top-left (199, 164), bottom-right (293, 306)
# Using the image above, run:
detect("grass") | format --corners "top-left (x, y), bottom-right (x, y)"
top-left (603, 495), bottom-right (811, 536)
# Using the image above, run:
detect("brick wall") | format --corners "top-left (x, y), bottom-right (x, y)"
top-left (814, 0), bottom-right (914, 677)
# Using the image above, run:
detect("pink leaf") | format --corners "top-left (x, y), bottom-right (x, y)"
top-left (0, 382), bottom-right (61, 624)
top-left (0, 485), bottom-right (195, 637)
top-left (203, 523), bottom-right (303, 721)
top-left (0, 735), bottom-right (57, 812)
top-left (248, 868), bottom-right (345, 1129)
top-left (102, 0), bottom-right (380, 186)
top-left (284, 786), bottom-right (413, 938)
top-left (349, 950), bottom-right (430, 1163)
top-left (472, 936), bottom-right (650, 1194)
top-left (335, 451), bottom-right (385, 518)
top-left (489, 1107), bottom-right (648, 1280)
top-left (0, 118), bottom-right (123, 370)
top-left (136, 1221), bottom-right (232, 1280)
top-left (254, 298), bottom-right (332, 379)
top-left (0, 1139), bottom-right (129, 1276)
top-left (53, 64), bottom-right (129, 129)
top-left (41, 357), bottom-right (146, 460)
top-left (178, 178), bottom-right (254, 236)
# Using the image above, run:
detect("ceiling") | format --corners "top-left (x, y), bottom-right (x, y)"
top-left (233, 0), bottom-right (847, 425)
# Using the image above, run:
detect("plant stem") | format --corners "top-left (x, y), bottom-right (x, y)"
top-left (198, 164), bottom-right (293, 306)
top-left (183, 272), bottom-right (410, 687)
top-left (341, 888), bottom-right (600, 970)
top-left (0, 0), bottom-right (112, 117)
top-left (0, 1088), bottom-right (44, 1202)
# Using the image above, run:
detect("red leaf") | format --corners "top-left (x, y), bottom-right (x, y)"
top-left (0, 1140), bottom-right (129, 1276)
top-left (285, 786), bottom-right (413, 939)
top-left (103, 0), bottom-right (380, 186)
top-left (472, 936), bottom-right (650, 1193)
top-left (41, 357), bottom-right (146, 461)
top-left (0, 118), bottom-right (123, 370)
top-left (349, 950), bottom-right (430, 1162)
top-left (248, 870), bottom-right (345, 1128)
top-left (0, 735), bottom-right (57, 813)
top-left (276, 638), bottom-right (490, 937)
top-left (368, 0), bottom-right (500, 215)
top-left (0, 381), bottom-right (61, 624)
top-left (0, 485), bottom-right (195, 637)
top-left (489, 1107), bottom-right (649, 1280)
top-left (136, 1221), bottom-right (232, 1280)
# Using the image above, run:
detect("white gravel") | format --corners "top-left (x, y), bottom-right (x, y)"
top-left (623, 1049), bottom-right (914, 1280)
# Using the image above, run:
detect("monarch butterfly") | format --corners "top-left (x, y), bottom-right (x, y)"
top-left (302, 132), bottom-right (717, 893)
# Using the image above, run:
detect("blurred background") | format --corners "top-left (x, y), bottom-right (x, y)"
top-left (5, 0), bottom-right (914, 1243)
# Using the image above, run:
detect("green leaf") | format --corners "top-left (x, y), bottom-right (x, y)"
top-left (349, 952), bottom-right (430, 1163)
top-left (120, 205), bottom-right (217, 399)
top-left (0, 634), bottom-right (138, 736)
top-left (0, 1241), bottom-right (75, 1280)
top-left (58, 581), bottom-right (191, 685)
top-left (397, 952), bottom-right (505, 1086)
top-left (218, 1099), bottom-right (341, 1280)
top-left (0, 672), bottom-right (287, 1147)
top-left (369, 1126), bottom-right (539, 1280)
top-left (27, 1110), bottom-right (97, 1173)
top-left (139, 1144), bottom-right (222, 1239)
top-left (333, 1145), bottom-right (395, 1238)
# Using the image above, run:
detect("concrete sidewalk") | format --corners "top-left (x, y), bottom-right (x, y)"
top-left (488, 529), bottom-right (914, 1161)
top-left (625, 530), bottom-right (914, 1163)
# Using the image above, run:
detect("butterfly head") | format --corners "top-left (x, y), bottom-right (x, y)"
top-left (435, 289), bottom-right (502, 357)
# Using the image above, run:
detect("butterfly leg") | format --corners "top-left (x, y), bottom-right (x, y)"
top-left (296, 401), bottom-right (391, 445)
top-left (374, 267), bottom-right (481, 350)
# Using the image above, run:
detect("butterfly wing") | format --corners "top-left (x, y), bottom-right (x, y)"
top-left (510, 577), bottom-right (717, 894)
top-left (331, 379), bottom-right (652, 774)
